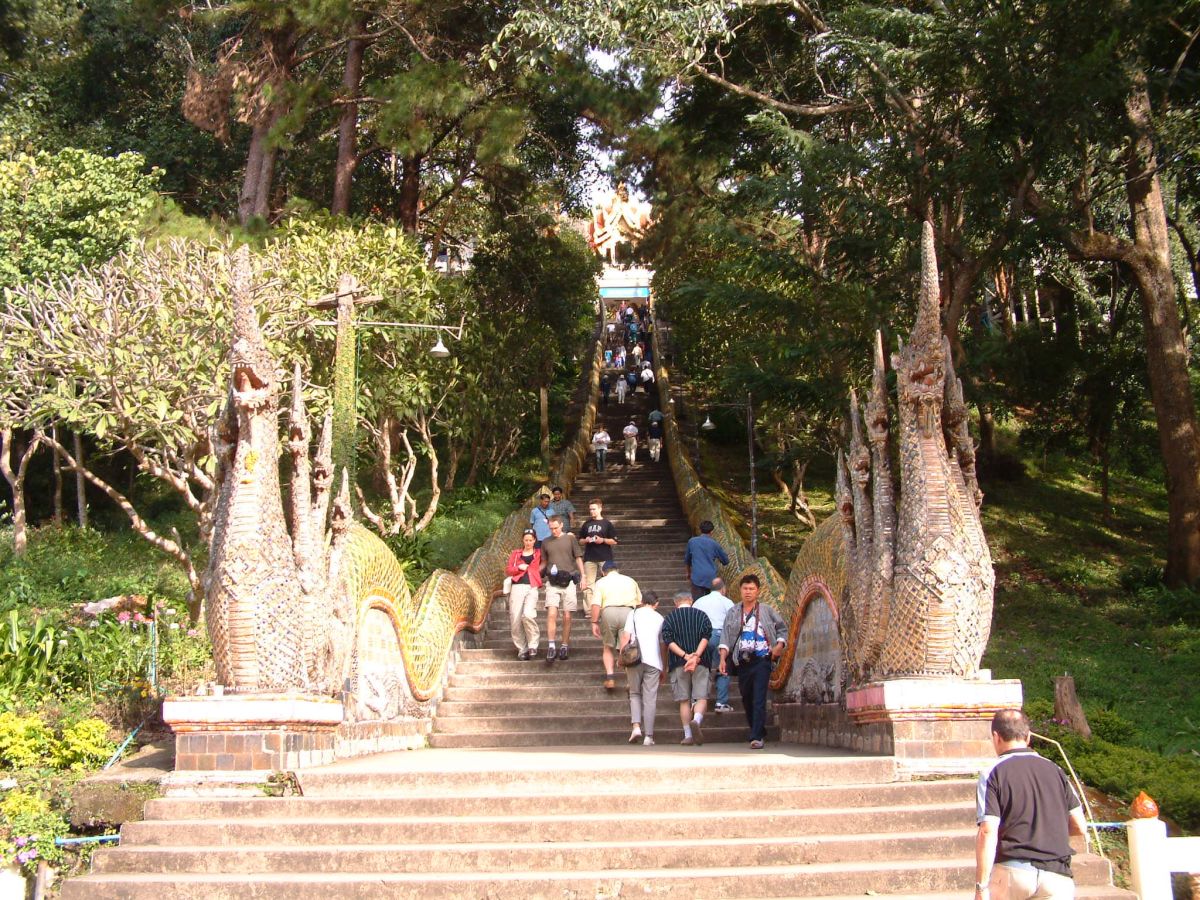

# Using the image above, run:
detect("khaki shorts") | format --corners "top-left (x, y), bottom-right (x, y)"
top-left (599, 605), bottom-right (634, 648)
top-left (544, 580), bottom-right (578, 612)
top-left (670, 665), bottom-right (711, 702)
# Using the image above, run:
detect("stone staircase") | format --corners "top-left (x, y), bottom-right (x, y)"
top-left (64, 748), bottom-right (1131, 899)
top-left (61, 357), bottom-right (1134, 900)
top-left (429, 384), bottom-right (778, 749)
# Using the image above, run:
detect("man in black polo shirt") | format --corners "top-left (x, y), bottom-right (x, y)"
top-left (975, 709), bottom-right (1087, 900)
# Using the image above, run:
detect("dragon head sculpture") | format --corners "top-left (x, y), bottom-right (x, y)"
top-left (893, 223), bottom-right (947, 438)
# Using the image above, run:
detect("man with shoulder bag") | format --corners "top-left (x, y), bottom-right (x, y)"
top-left (718, 574), bottom-right (786, 750)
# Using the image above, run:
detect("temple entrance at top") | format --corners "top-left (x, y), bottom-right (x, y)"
top-left (588, 182), bottom-right (653, 268)
top-left (589, 183), bottom-right (655, 323)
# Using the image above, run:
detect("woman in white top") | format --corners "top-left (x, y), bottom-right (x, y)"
top-left (620, 592), bottom-right (665, 746)
top-left (615, 370), bottom-right (628, 404)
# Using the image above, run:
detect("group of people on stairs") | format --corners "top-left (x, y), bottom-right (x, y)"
top-left (505, 493), bottom-right (786, 750)
top-left (591, 406), bottom-right (664, 472)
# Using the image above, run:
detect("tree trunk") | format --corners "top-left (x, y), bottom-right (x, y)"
top-left (398, 153), bottom-right (422, 233)
top-left (331, 33), bottom-right (367, 216)
top-left (443, 442), bottom-right (460, 492)
top-left (0, 428), bottom-right (39, 556)
top-left (237, 28), bottom-right (298, 225)
top-left (464, 442), bottom-right (482, 488)
top-left (978, 404), bottom-right (997, 465)
top-left (539, 385), bottom-right (551, 473)
top-left (238, 120), bottom-right (269, 225)
top-left (1053, 675), bottom-right (1092, 740)
top-left (1125, 77), bottom-right (1200, 587)
top-left (73, 430), bottom-right (87, 528)
top-left (51, 426), bottom-right (63, 526)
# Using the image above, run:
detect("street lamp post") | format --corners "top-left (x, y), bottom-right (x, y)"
top-left (701, 391), bottom-right (757, 557)
top-left (311, 276), bottom-right (464, 493)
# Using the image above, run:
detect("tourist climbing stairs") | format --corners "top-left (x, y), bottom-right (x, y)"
top-left (429, 385), bottom-right (777, 748)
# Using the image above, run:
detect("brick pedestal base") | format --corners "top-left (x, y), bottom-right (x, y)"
top-left (164, 694), bottom-right (343, 772)
top-left (777, 675), bottom-right (1023, 775)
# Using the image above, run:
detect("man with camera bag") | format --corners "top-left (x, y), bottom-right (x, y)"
top-left (717, 574), bottom-right (787, 749)
top-left (540, 515), bottom-right (586, 662)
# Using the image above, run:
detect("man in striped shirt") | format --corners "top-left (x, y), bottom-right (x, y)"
top-left (660, 591), bottom-right (713, 745)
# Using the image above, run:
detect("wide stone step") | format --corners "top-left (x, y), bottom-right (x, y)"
top-left (61, 857), bottom-right (980, 899)
top-left (427, 725), bottom-right (781, 748)
top-left (123, 803), bottom-right (970, 846)
top-left (435, 685), bottom-right (742, 704)
top-left (435, 697), bottom-right (744, 717)
top-left (92, 830), bottom-right (976, 875)
top-left (447, 670), bottom-right (670, 687)
top-left (144, 780), bottom-right (976, 821)
top-left (295, 751), bottom-right (895, 796)
top-left (430, 711), bottom-right (767, 735)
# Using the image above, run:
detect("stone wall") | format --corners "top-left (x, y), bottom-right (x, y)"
top-left (777, 702), bottom-right (996, 771)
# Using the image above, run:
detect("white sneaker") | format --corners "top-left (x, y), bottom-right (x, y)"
top-left (642, 736), bottom-right (655, 746)
top-left (715, 703), bottom-right (734, 713)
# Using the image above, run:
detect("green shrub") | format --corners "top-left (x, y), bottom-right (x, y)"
top-left (53, 718), bottom-right (116, 771)
top-left (1035, 726), bottom-right (1200, 832)
top-left (0, 712), bottom-right (53, 768)
top-left (1085, 707), bottom-right (1137, 745)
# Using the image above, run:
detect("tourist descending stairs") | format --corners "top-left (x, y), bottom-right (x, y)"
top-left (429, 384), bottom-right (778, 748)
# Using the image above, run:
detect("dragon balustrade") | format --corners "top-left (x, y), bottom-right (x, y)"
top-left (197, 247), bottom-right (602, 717)
top-left (654, 223), bottom-right (999, 725)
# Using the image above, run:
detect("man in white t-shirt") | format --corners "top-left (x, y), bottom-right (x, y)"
top-left (622, 419), bottom-right (639, 465)
top-left (693, 577), bottom-right (735, 712)
top-left (619, 591), bottom-right (665, 746)
top-left (592, 426), bottom-right (611, 472)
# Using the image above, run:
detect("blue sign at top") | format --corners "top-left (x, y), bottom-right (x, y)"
top-left (599, 286), bottom-right (651, 298)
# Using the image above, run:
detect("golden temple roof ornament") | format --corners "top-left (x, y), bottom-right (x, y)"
top-left (588, 182), bottom-right (653, 266)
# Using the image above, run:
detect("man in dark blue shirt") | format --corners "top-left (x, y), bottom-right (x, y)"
top-left (684, 520), bottom-right (729, 600)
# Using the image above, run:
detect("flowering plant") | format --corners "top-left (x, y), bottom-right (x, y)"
top-left (0, 791), bottom-right (67, 875)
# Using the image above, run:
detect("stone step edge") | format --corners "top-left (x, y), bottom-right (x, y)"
top-left (131, 800), bottom-right (969, 831)
top-left (102, 828), bottom-right (976, 856)
top-left (64, 857), bottom-right (982, 885)
top-left (145, 781), bottom-right (974, 816)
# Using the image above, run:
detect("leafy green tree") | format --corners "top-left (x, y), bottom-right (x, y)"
top-left (0, 147), bottom-right (160, 291)
top-left (509, 0), bottom-right (1200, 584)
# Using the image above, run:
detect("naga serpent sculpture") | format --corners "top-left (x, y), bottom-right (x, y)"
top-left (203, 247), bottom-right (495, 714)
top-left (779, 221), bottom-right (994, 690)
